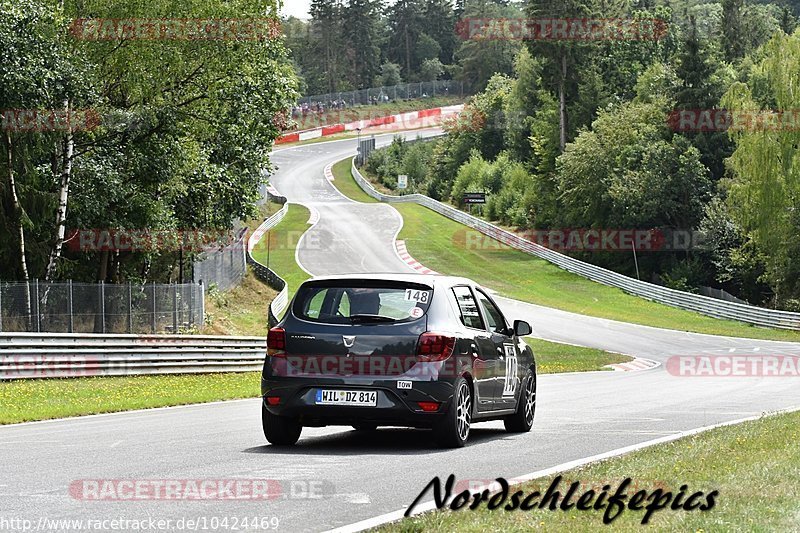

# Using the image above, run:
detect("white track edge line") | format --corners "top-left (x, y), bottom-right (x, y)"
top-left (324, 404), bottom-right (800, 533)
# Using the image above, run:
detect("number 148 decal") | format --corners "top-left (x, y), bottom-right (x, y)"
top-left (405, 289), bottom-right (430, 304)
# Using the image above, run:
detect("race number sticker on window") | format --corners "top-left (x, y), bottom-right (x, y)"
top-left (405, 289), bottom-right (431, 304)
top-left (409, 307), bottom-right (424, 319)
top-left (503, 345), bottom-right (519, 397)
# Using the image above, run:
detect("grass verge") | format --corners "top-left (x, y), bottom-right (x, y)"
top-left (330, 157), bottom-right (800, 342)
top-left (0, 372), bottom-right (261, 425)
top-left (527, 339), bottom-right (630, 374)
top-left (249, 203), bottom-right (313, 301)
top-left (202, 271), bottom-right (276, 336)
top-left (381, 409), bottom-right (800, 531)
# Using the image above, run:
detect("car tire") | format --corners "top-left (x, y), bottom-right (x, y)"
top-left (504, 370), bottom-right (536, 433)
top-left (352, 424), bottom-right (378, 431)
top-left (262, 402), bottom-right (302, 446)
top-left (434, 377), bottom-right (472, 448)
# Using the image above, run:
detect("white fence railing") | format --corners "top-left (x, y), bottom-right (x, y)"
top-left (0, 332), bottom-right (265, 379)
top-left (351, 158), bottom-right (800, 331)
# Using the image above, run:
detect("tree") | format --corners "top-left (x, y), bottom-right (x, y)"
top-left (422, 0), bottom-right (458, 65)
top-left (1, 0), bottom-right (297, 292)
top-left (420, 58), bottom-right (444, 81)
top-left (722, 32), bottom-right (800, 305)
top-left (722, 0), bottom-right (745, 62)
top-left (309, 0), bottom-right (346, 93)
top-left (503, 48), bottom-right (542, 163)
top-left (525, 0), bottom-right (607, 152)
top-left (454, 0), bottom-right (522, 91)
top-left (375, 62), bottom-right (403, 86)
top-left (557, 100), bottom-right (711, 232)
top-left (674, 20), bottom-right (734, 181)
top-left (388, 0), bottom-right (424, 78)
top-left (343, 0), bottom-right (384, 89)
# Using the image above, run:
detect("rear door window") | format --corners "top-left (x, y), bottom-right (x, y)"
top-left (294, 281), bottom-right (433, 324)
top-left (452, 286), bottom-right (484, 330)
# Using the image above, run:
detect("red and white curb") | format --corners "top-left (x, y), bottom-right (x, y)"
top-left (606, 358), bottom-right (660, 372)
top-left (324, 162), bottom-right (335, 182)
top-left (395, 241), bottom-right (438, 275)
top-left (307, 206), bottom-right (320, 225)
top-left (276, 105), bottom-right (464, 145)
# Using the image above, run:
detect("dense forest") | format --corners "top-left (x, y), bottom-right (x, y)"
top-left (0, 0), bottom-right (296, 285)
top-left (3, 0), bottom-right (800, 312)
top-left (321, 0), bottom-right (800, 310)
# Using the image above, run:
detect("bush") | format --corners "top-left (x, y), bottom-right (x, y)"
top-left (364, 136), bottom-right (436, 192)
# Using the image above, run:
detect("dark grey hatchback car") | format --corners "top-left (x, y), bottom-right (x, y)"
top-left (261, 274), bottom-right (536, 448)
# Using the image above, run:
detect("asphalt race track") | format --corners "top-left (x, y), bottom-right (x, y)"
top-left (3, 130), bottom-right (800, 533)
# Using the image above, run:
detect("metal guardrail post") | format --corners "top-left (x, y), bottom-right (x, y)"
top-left (189, 282), bottom-right (194, 328)
top-left (199, 281), bottom-right (205, 326)
top-left (151, 282), bottom-right (157, 333)
top-left (127, 283), bottom-right (133, 334)
top-left (172, 283), bottom-right (178, 333)
top-left (34, 280), bottom-right (40, 333)
top-left (68, 280), bottom-right (74, 333)
top-left (99, 281), bottom-right (105, 334)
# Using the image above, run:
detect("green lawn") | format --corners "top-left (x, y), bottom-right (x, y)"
top-left (250, 203), bottom-right (313, 301)
top-left (527, 339), bottom-right (630, 374)
top-left (331, 158), bottom-right (379, 202)
top-left (383, 409), bottom-right (800, 531)
top-left (330, 157), bottom-right (800, 342)
top-left (0, 372), bottom-right (261, 424)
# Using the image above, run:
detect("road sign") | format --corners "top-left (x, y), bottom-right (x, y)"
top-left (463, 192), bottom-right (486, 205)
top-left (397, 175), bottom-right (408, 190)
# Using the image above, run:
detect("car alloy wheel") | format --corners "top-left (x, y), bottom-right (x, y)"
top-left (455, 380), bottom-right (472, 442)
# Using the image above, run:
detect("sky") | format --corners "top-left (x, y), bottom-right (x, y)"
top-left (281, 0), bottom-right (311, 19)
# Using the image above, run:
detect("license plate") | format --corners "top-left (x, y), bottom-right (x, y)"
top-left (315, 389), bottom-right (377, 407)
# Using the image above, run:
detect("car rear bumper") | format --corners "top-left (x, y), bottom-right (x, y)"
top-left (261, 376), bottom-right (456, 427)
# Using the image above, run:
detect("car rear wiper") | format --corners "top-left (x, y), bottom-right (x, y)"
top-left (349, 314), bottom-right (396, 324)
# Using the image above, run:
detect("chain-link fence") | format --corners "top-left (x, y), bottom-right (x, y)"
top-left (193, 229), bottom-right (247, 292)
top-left (0, 281), bottom-right (205, 334)
top-left (296, 80), bottom-right (469, 110)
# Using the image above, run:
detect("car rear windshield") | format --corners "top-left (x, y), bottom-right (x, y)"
top-left (293, 280), bottom-right (433, 324)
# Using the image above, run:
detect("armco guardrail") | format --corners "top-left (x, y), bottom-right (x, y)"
top-left (247, 195), bottom-right (290, 328)
top-left (0, 332), bottom-right (265, 379)
top-left (352, 159), bottom-right (800, 331)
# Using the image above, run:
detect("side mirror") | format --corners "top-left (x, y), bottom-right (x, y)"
top-left (513, 320), bottom-right (532, 337)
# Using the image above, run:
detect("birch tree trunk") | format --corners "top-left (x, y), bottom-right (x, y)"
top-left (559, 52), bottom-right (567, 153)
top-left (44, 98), bottom-right (74, 283)
top-left (4, 130), bottom-right (33, 328)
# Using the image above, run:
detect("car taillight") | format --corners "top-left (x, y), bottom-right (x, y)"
top-left (417, 401), bottom-right (440, 412)
top-left (267, 327), bottom-right (286, 357)
top-left (417, 333), bottom-right (456, 362)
